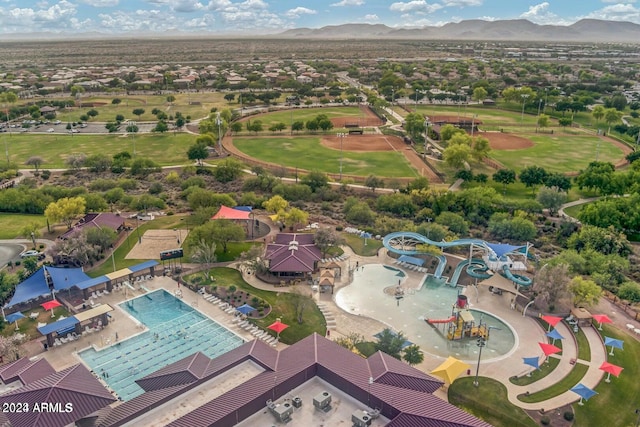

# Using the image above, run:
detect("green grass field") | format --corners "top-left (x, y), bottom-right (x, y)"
top-left (5, 133), bottom-right (197, 168)
top-left (416, 104), bottom-right (541, 129)
top-left (238, 106), bottom-right (371, 127)
top-left (489, 134), bottom-right (624, 173)
top-left (232, 136), bottom-right (417, 178)
top-left (0, 214), bottom-right (47, 239)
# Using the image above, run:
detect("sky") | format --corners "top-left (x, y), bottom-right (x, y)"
top-left (1, 0), bottom-right (639, 35)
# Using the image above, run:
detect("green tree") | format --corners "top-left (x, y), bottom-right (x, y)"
top-left (284, 207), bottom-right (309, 230)
top-left (44, 196), bottom-right (86, 229)
top-left (263, 195), bottom-right (288, 214)
top-left (403, 112), bottom-right (426, 141)
top-left (230, 122), bottom-right (243, 134)
top-left (214, 159), bottom-right (243, 183)
top-left (443, 144), bottom-right (471, 169)
top-left (592, 105), bottom-right (605, 122)
top-left (187, 143), bottom-right (208, 165)
top-left (472, 87), bottom-right (488, 103)
top-left (493, 169), bottom-right (516, 195)
top-left (314, 228), bottom-right (344, 258)
top-left (166, 95), bottom-right (176, 105)
top-left (25, 156), bottom-right (45, 173)
top-left (534, 264), bottom-right (571, 312)
top-left (301, 170), bottom-right (329, 192)
top-left (569, 276), bottom-right (602, 308)
top-left (132, 108), bottom-right (145, 119)
top-left (208, 219), bottom-right (245, 253)
top-left (374, 328), bottom-right (407, 360)
top-left (618, 281), bottom-right (640, 303)
top-left (575, 161), bottom-right (614, 193)
top-left (519, 166), bottom-right (548, 196)
top-left (471, 136), bottom-right (491, 161)
top-left (364, 174), bottom-right (384, 192)
top-left (537, 114), bottom-right (550, 130)
top-left (402, 344), bottom-right (424, 366)
top-left (439, 124), bottom-right (465, 142)
top-left (190, 239), bottom-right (217, 272)
top-left (604, 108), bottom-right (623, 134)
top-left (436, 211), bottom-right (469, 235)
top-left (536, 186), bottom-right (567, 215)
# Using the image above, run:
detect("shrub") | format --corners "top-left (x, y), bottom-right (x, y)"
top-left (41, 170), bottom-right (51, 180)
top-left (540, 416), bottom-right (550, 425)
top-left (563, 411), bottom-right (574, 421)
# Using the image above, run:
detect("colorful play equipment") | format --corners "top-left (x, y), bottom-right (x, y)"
top-left (425, 295), bottom-right (489, 341)
top-left (382, 231), bottom-right (533, 287)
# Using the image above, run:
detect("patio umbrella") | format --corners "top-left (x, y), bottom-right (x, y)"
top-left (539, 342), bottom-right (561, 357)
top-left (361, 232), bottom-right (372, 246)
top-left (5, 312), bottom-right (25, 330)
top-left (592, 314), bottom-right (613, 331)
top-left (236, 304), bottom-right (256, 316)
top-left (41, 299), bottom-right (62, 317)
top-left (523, 356), bottom-right (540, 375)
top-left (541, 315), bottom-right (563, 331)
top-left (430, 356), bottom-right (470, 385)
top-left (570, 383), bottom-right (598, 405)
top-left (599, 361), bottom-right (623, 383)
top-left (604, 336), bottom-right (624, 356)
top-left (546, 328), bottom-right (564, 346)
top-left (268, 319), bottom-right (289, 339)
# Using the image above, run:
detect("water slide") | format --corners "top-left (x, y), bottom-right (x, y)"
top-left (382, 231), bottom-right (486, 255)
top-left (426, 316), bottom-right (456, 324)
top-left (433, 255), bottom-right (447, 279)
top-left (466, 259), bottom-right (492, 280)
top-left (502, 265), bottom-right (533, 287)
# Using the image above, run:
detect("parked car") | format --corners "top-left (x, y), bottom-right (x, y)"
top-left (47, 128), bottom-right (55, 133)
top-left (21, 250), bottom-right (44, 259)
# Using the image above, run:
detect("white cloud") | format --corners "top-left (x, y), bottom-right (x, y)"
top-left (585, 3), bottom-right (640, 22)
top-left (172, 1), bottom-right (205, 13)
top-left (519, 2), bottom-right (570, 25)
top-left (442, 0), bottom-right (482, 6)
top-left (390, 1), bottom-right (442, 14)
top-left (331, 0), bottom-right (365, 6)
top-left (477, 15), bottom-right (497, 21)
top-left (600, 0), bottom-right (636, 2)
top-left (362, 13), bottom-right (379, 22)
top-left (78, 0), bottom-right (119, 6)
top-left (285, 7), bottom-right (317, 19)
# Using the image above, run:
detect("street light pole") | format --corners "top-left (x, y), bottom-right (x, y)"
top-left (215, 112), bottom-right (222, 155)
top-left (423, 119), bottom-right (430, 158)
top-left (521, 94), bottom-right (530, 126)
top-left (473, 331), bottom-right (486, 387)
top-left (337, 132), bottom-right (347, 180)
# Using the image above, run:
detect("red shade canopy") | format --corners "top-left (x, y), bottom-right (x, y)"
top-left (267, 320), bottom-right (289, 335)
top-left (539, 342), bottom-right (561, 356)
top-left (599, 361), bottom-right (623, 377)
top-left (592, 314), bottom-right (613, 325)
top-left (41, 299), bottom-right (62, 311)
top-left (541, 315), bottom-right (563, 327)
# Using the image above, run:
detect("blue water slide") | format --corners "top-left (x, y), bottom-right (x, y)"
top-left (433, 255), bottom-right (447, 279)
top-left (502, 265), bottom-right (532, 287)
top-left (466, 259), bottom-right (493, 280)
top-left (382, 231), bottom-right (486, 255)
top-left (449, 259), bottom-right (470, 285)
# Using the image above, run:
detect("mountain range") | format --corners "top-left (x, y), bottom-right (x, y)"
top-left (276, 19), bottom-right (640, 43)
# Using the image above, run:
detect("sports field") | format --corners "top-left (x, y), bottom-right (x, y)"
top-left (4, 133), bottom-right (195, 168)
top-left (239, 106), bottom-right (380, 128)
top-left (231, 136), bottom-right (418, 178)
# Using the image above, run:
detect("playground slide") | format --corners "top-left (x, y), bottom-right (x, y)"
top-left (502, 265), bottom-right (532, 287)
top-left (426, 316), bottom-right (456, 324)
top-left (466, 259), bottom-right (493, 280)
top-left (433, 255), bottom-right (447, 279)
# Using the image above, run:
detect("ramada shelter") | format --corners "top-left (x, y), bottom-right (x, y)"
top-left (264, 233), bottom-right (322, 280)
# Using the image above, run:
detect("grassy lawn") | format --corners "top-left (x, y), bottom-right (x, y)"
top-left (186, 267), bottom-right (326, 344)
top-left (449, 377), bottom-right (537, 427)
top-left (574, 325), bottom-right (640, 427)
top-left (417, 104), bottom-right (542, 130)
top-left (517, 362), bottom-right (589, 403)
top-left (510, 357), bottom-right (561, 386)
top-left (238, 106), bottom-right (370, 127)
top-left (5, 133), bottom-right (197, 168)
top-left (0, 214), bottom-right (47, 239)
top-left (0, 306), bottom-right (71, 341)
top-left (490, 134), bottom-right (623, 174)
top-left (232, 136), bottom-right (417, 178)
top-left (575, 327), bottom-right (591, 361)
top-left (342, 233), bottom-right (382, 257)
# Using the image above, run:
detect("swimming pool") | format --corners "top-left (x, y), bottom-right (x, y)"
top-left (78, 289), bottom-right (245, 401)
top-left (335, 264), bottom-right (515, 361)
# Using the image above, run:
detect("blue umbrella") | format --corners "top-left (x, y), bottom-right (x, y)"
top-left (546, 328), bottom-right (564, 346)
top-left (571, 383), bottom-right (598, 405)
top-left (604, 336), bottom-right (624, 356)
top-left (360, 232), bottom-right (372, 246)
top-left (5, 312), bottom-right (25, 330)
top-left (523, 356), bottom-right (539, 376)
top-left (236, 304), bottom-right (256, 316)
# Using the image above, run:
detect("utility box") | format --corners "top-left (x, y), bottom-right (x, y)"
top-left (313, 391), bottom-right (332, 411)
top-left (269, 402), bottom-right (293, 422)
top-left (352, 410), bottom-right (373, 427)
top-left (292, 397), bottom-right (302, 408)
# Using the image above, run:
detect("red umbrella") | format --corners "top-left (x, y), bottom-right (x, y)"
top-left (599, 361), bottom-right (623, 383)
top-left (41, 299), bottom-right (62, 317)
top-left (267, 319), bottom-right (289, 338)
top-left (592, 314), bottom-right (613, 330)
top-left (539, 342), bottom-right (561, 357)
top-left (541, 315), bottom-right (563, 331)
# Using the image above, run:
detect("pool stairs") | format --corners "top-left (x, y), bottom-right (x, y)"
top-left (317, 303), bottom-right (336, 330)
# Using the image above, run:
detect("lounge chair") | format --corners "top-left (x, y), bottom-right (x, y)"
top-left (91, 292), bottom-right (98, 299)
top-left (270, 338), bottom-right (279, 347)
top-left (54, 338), bottom-right (62, 346)
top-left (30, 312), bottom-right (39, 319)
top-left (37, 322), bottom-right (47, 328)
top-left (103, 289), bottom-right (109, 295)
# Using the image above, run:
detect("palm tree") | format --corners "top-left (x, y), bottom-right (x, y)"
top-left (190, 239), bottom-right (217, 275)
top-left (402, 344), bottom-right (424, 366)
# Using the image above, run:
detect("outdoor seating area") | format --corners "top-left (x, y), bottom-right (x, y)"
top-left (393, 259), bottom-right (428, 273)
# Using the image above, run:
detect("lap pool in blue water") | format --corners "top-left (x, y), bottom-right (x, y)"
top-left (78, 289), bottom-right (244, 401)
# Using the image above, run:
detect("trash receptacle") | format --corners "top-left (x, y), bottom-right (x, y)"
top-left (467, 369), bottom-right (471, 375)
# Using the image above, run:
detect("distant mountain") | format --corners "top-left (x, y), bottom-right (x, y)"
top-left (276, 19), bottom-right (640, 43)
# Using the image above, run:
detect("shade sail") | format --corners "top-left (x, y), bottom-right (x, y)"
top-left (592, 314), bottom-right (612, 325)
top-left (44, 266), bottom-right (91, 291)
top-left (5, 312), bottom-right (25, 323)
top-left (523, 356), bottom-right (540, 370)
top-left (546, 328), bottom-right (564, 341)
top-left (37, 316), bottom-right (79, 335)
top-left (212, 205), bottom-right (250, 220)
top-left (599, 361), bottom-right (623, 377)
top-left (41, 300), bottom-right (62, 311)
top-left (539, 342), bottom-right (561, 356)
top-left (479, 273), bottom-right (525, 298)
top-left (236, 304), bottom-right (255, 315)
top-left (571, 383), bottom-right (598, 401)
top-left (268, 320), bottom-right (289, 335)
top-left (5, 267), bottom-right (50, 308)
top-left (541, 315), bottom-right (563, 327)
top-left (485, 243), bottom-right (527, 258)
top-left (74, 276), bottom-right (109, 290)
top-left (430, 356), bottom-right (470, 384)
top-left (128, 260), bottom-right (159, 273)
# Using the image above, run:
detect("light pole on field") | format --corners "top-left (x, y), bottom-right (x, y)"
top-left (337, 132), bottom-right (347, 180)
top-left (521, 94), bottom-right (530, 126)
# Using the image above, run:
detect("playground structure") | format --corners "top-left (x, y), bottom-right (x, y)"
top-left (425, 294), bottom-right (489, 341)
top-left (382, 231), bottom-right (533, 288)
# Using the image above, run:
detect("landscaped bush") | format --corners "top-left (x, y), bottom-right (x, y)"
top-left (540, 415), bottom-right (550, 425)
top-left (563, 411), bottom-right (574, 421)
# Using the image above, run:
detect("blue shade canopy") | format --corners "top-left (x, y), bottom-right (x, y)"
top-left (523, 356), bottom-right (539, 370)
top-left (5, 268), bottom-right (50, 308)
top-left (45, 266), bottom-right (91, 290)
top-left (485, 243), bottom-right (527, 258)
top-left (128, 260), bottom-right (159, 273)
top-left (604, 337), bottom-right (624, 350)
top-left (236, 304), bottom-right (256, 315)
top-left (37, 316), bottom-right (79, 336)
top-left (546, 328), bottom-right (565, 341)
top-left (74, 276), bottom-right (109, 290)
top-left (571, 383), bottom-right (598, 401)
top-left (398, 255), bottom-right (425, 266)
top-left (234, 206), bottom-right (253, 212)
top-left (5, 312), bottom-right (25, 323)
top-left (361, 232), bottom-right (373, 238)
